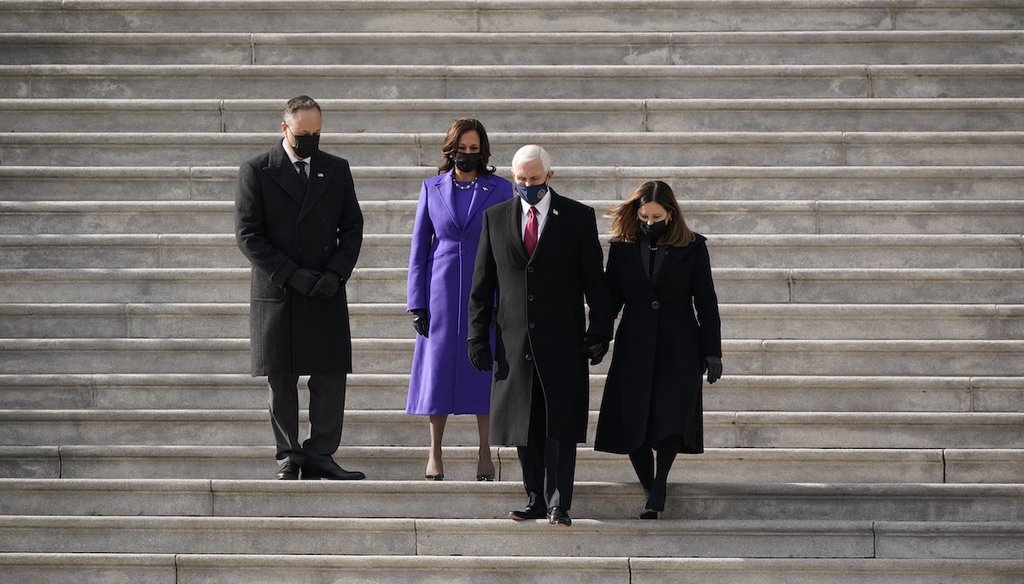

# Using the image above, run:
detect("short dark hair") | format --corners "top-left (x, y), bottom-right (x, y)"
top-left (283, 95), bottom-right (321, 124)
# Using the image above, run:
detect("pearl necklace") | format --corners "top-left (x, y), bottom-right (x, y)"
top-left (453, 177), bottom-right (477, 191)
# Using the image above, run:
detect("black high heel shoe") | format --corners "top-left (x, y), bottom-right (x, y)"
top-left (424, 473), bottom-right (444, 481)
top-left (476, 473), bottom-right (494, 481)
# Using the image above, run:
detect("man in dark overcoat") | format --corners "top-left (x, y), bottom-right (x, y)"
top-left (467, 145), bottom-right (612, 526)
top-left (235, 95), bottom-right (365, 481)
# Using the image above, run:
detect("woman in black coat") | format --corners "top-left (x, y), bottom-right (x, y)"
top-left (594, 180), bottom-right (723, 520)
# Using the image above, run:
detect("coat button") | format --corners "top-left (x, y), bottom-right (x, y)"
top-left (529, 323), bottom-right (535, 329)
top-left (525, 354), bottom-right (532, 361)
top-left (323, 246), bottom-right (330, 252)
top-left (527, 267), bottom-right (534, 273)
top-left (528, 295), bottom-right (534, 301)
top-left (651, 301), bottom-right (660, 310)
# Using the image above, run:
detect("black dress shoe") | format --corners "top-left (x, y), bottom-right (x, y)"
top-left (301, 459), bottom-right (366, 480)
top-left (276, 460), bottom-right (301, 480)
top-left (547, 506), bottom-right (572, 527)
top-left (509, 503), bottom-right (546, 521)
top-left (639, 509), bottom-right (659, 520)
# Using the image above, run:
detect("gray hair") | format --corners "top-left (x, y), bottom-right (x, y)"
top-left (511, 144), bottom-right (551, 174)
top-left (283, 95), bottom-right (321, 124)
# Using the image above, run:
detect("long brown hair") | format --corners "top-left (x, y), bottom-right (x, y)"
top-left (608, 180), bottom-right (696, 247)
top-left (438, 118), bottom-right (495, 175)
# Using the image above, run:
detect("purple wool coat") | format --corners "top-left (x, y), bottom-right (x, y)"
top-left (406, 169), bottom-right (513, 415)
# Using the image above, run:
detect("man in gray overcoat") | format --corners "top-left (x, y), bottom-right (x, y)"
top-left (235, 96), bottom-right (365, 481)
top-left (467, 145), bottom-right (612, 526)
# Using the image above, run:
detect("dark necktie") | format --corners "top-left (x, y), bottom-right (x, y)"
top-left (524, 206), bottom-right (538, 257)
top-left (295, 161), bottom-right (308, 185)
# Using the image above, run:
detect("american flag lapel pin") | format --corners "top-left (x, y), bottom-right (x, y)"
top-left (316, 172), bottom-right (324, 178)
top-left (552, 208), bottom-right (559, 216)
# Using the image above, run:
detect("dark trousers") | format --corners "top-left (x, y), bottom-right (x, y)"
top-left (628, 434), bottom-right (683, 512)
top-left (268, 373), bottom-right (347, 466)
top-left (517, 373), bottom-right (578, 511)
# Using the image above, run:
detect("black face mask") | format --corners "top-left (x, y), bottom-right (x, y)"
top-left (638, 219), bottom-right (669, 242)
top-left (290, 132), bottom-right (320, 159)
top-left (453, 152), bottom-right (482, 173)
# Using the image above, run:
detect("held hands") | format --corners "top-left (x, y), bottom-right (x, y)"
top-left (467, 337), bottom-right (493, 371)
top-left (286, 268), bottom-right (320, 296)
top-left (309, 271), bottom-right (342, 298)
top-left (582, 335), bottom-right (610, 366)
top-left (410, 309), bottom-right (429, 338)
top-left (703, 356), bottom-right (723, 384)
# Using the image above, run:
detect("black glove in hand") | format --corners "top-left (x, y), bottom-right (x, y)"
top-left (467, 337), bottom-right (493, 371)
top-left (286, 268), bottom-right (320, 296)
top-left (410, 309), bottom-right (429, 338)
top-left (309, 271), bottom-right (341, 298)
top-left (704, 356), bottom-right (723, 384)
top-left (582, 335), bottom-right (609, 366)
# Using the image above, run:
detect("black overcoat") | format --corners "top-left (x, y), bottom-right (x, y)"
top-left (468, 190), bottom-right (612, 445)
top-left (594, 235), bottom-right (721, 455)
top-left (235, 141), bottom-right (363, 376)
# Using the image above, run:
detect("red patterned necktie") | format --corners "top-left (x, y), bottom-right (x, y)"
top-left (524, 206), bottom-right (538, 257)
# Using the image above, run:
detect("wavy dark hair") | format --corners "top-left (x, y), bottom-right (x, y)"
top-left (438, 118), bottom-right (495, 175)
top-left (608, 180), bottom-right (696, 247)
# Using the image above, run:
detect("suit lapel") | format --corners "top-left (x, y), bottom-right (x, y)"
top-left (505, 197), bottom-right (529, 263)
top-left (652, 243), bottom-right (698, 286)
top-left (466, 173), bottom-right (499, 227)
top-left (264, 142), bottom-right (306, 207)
top-left (297, 151), bottom-right (335, 222)
top-left (434, 171), bottom-right (459, 228)
top-left (528, 191), bottom-right (561, 264)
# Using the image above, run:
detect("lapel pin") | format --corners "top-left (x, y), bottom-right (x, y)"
top-left (316, 173), bottom-right (324, 178)
top-left (552, 209), bottom-right (559, 216)
top-left (482, 186), bottom-right (489, 191)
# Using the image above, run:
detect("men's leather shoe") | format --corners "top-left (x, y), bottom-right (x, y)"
top-left (509, 503), bottom-right (546, 521)
top-left (548, 506), bottom-right (572, 527)
top-left (301, 459), bottom-right (366, 480)
top-left (276, 460), bottom-right (301, 480)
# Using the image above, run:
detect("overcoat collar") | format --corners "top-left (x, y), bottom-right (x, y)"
top-left (620, 234), bottom-right (705, 288)
top-left (505, 187), bottom-right (563, 265)
top-left (263, 141), bottom-right (337, 222)
top-left (430, 170), bottom-right (502, 230)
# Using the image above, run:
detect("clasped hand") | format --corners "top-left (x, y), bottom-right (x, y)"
top-left (287, 269), bottom-right (341, 298)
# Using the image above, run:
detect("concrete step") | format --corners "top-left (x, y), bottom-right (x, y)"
top-left (1, 479), bottom-right (1022, 522)
top-left (2, 302), bottom-right (1022, 341)
top-left (3, 337), bottom-right (1024, 376)
top-left (3, 444), bottom-right (1022, 484)
top-left (1, 268), bottom-right (1021, 305)
top-left (4, 0), bottom-right (1023, 33)
top-left (5, 64), bottom-right (1023, 99)
top-left (0, 408), bottom-right (1021, 448)
top-left (5, 98), bottom-right (1024, 133)
top-left (2, 233), bottom-right (1021, 270)
top-left (2, 554), bottom-right (1022, 584)
top-left (5, 131), bottom-right (1024, 167)
top-left (0, 373), bottom-right (1019, 414)
top-left (5, 199), bottom-right (1024, 236)
top-left (3, 165), bottom-right (1022, 202)
top-left (0, 515), bottom-right (1019, 559)
top-left (5, 31), bottom-right (1023, 66)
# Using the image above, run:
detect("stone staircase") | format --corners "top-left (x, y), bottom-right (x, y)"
top-left (1, 0), bottom-right (1023, 582)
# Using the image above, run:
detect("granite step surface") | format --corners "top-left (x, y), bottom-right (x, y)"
top-left (3, 165), bottom-right (1021, 202)
top-left (5, 64), bottom-right (1023, 99)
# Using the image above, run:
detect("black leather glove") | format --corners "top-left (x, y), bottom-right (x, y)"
top-left (467, 337), bottom-right (493, 371)
top-left (704, 356), bottom-right (723, 384)
top-left (286, 268), bottom-right (320, 296)
top-left (410, 309), bottom-right (429, 338)
top-left (581, 335), bottom-right (609, 366)
top-left (309, 271), bottom-right (341, 298)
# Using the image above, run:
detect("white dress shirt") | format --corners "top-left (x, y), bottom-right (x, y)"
top-left (519, 188), bottom-right (553, 240)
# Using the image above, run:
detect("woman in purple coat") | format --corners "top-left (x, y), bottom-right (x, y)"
top-left (407, 119), bottom-right (513, 481)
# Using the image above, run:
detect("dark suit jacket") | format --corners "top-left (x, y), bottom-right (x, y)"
top-left (468, 189), bottom-right (612, 445)
top-left (235, 141), bottom-right (363, 375)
